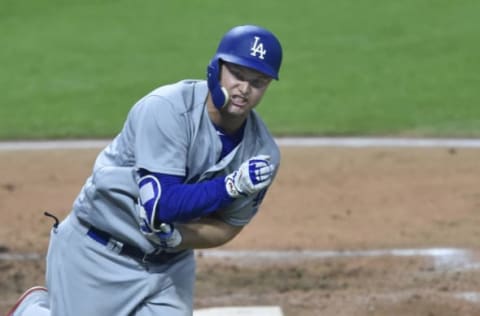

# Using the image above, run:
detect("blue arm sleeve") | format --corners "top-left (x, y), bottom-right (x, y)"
top-left (138, 169), bottom-right (233, 223)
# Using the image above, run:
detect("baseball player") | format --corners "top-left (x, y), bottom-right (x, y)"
top-left (7, 24), bottom-right (283, 316)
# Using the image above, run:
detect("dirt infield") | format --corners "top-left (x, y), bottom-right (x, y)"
top-left (1, 144), bottom-right (480, 315)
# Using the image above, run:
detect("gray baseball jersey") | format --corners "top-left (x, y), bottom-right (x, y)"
top-left (73, 79), bottom-right (280, 253)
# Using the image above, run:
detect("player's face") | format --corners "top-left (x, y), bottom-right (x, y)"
top-left (220, 62), bottom-right (272, 116)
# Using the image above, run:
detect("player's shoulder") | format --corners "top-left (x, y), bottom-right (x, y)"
top-left (146, 79), bottom-right (208, 111)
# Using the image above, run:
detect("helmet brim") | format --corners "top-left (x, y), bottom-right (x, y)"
top-left (217, 54), bottom-right (279, 80)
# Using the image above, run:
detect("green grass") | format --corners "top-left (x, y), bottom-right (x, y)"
top-left (1, 0), bottom-right (479, 139)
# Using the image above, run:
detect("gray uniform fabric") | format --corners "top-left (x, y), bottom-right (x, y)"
top-left (73, 79), bottom-right (280, 252)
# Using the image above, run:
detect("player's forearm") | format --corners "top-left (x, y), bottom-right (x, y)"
top-left (137, 170), bottom-right (234, 225)
top-left (175, 216), bottom-right (242, 250)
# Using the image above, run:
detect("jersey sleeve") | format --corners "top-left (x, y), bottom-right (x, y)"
top-left (216, 187), bottom-right (269, 226)
top-left (132, 95), bottom-right (189, 176)
top-left (217, 165), bottom-right (279, 226)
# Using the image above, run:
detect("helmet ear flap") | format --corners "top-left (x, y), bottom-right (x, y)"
top-left (207, 59), bottom-right (229, 109)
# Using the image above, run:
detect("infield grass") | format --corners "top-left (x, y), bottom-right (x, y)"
top-left (1, 0), bottom-right (479, 139)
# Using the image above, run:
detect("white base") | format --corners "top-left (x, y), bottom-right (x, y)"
top-left (193, 306), bottom-right (283, 316)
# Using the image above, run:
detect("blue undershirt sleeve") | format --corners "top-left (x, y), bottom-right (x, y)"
top-left (138, 169), bottom-right (234, 223)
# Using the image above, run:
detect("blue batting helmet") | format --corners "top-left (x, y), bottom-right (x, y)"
top-left (207, 25), bottom-right (283, 108)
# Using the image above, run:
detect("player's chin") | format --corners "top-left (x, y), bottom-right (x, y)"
top-left (226, 102), bottom-right (251, 115)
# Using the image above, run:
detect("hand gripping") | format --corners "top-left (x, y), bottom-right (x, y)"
top-left (225, 155), bottom-right (275, 198)
top-left (156, 223), bottom-right (182, 249)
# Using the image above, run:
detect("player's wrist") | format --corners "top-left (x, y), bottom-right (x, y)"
top-left (225, 172), bottom-right (243, 198)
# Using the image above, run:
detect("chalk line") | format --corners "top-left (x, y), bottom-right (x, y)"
top-left (1, 137), bottom-right (480, 151)
top-left (196, 248), bottom-right (475, 271)
top-left (3, 248), bottom-right (476, 271)
top-left (275, 137), bottom-right (480, 148)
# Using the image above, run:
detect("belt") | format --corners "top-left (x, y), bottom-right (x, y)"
top-left (86, 225), bottom-right (180, 264)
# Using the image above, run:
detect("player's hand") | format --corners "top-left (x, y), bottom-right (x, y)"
top-left (139, 214), bottom-right (182, 249)
top-left (225, 155), bottom-right (275, 198)
top-left (156, 223), bottom-right (182, 249)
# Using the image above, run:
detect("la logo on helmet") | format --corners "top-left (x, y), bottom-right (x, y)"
top-left (250, 36), bottom-right (267, 60)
